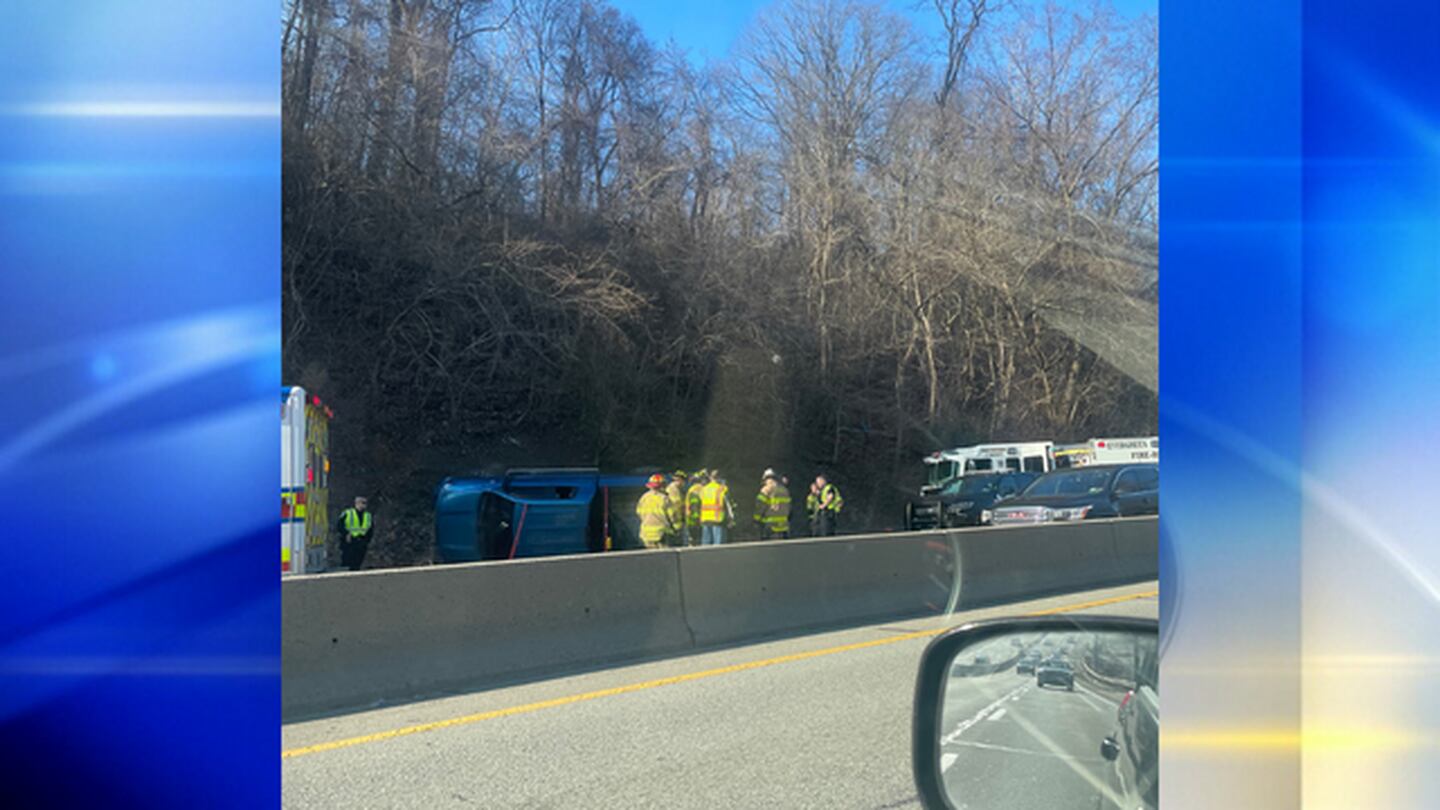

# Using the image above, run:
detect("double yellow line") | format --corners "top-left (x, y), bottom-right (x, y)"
top-left (283, 589), bottom-right (1158, 759)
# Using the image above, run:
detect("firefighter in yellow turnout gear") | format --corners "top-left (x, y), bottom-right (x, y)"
top-left (753, 469), bottom-right (791, 540)
top-left (685, 470), bottom-right (707, 544)
top-left (665, 470), bottom-right (690, 547)
top-left (636, 474), bottom-right (675, 549)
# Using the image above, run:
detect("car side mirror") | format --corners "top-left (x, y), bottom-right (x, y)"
top-left (912, 616), bottom-right (1159, 810)
top-left (1101, 735), bottom-right (1121, 761)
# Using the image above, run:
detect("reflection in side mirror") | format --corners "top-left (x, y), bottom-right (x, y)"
top-left (1101, 736), bottom-right (1121, 762)
top-left (912, 616), bottom-right (1159, 810)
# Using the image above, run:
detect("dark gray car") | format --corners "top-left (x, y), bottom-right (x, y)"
top-left (1035, 658), bottom-right (1075, 690)
top-left (987, 464), bottom-right (1158, 526)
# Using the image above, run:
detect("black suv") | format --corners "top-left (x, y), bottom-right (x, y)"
top-left (905, 470), bottom-right (1039, 530)
top-left (987, 464), bottom-right (1158, 526)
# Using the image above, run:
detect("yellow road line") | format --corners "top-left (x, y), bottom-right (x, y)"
top-left (1031, 589), bottom-right (1158, 615)
top-left (282, 587), bottom-right (1158, 759)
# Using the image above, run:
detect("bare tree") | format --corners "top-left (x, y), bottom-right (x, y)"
top-left (733, 0), bottom-right (921, 376)
top-left (931, 0), bottom-right (1004, 112)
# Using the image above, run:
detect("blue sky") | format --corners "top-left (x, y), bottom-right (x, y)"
top-left (614, 0), bottom-right (1157, 63)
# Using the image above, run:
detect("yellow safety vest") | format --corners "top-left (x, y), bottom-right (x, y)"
top-left (342, 508), bottom-right (372, 537)
top-left (699, 482), bottom-right (729, 524)
top-left (636, 490), bottom-right (671, 546)
top-left (820, 483), bottom-right (844, 513)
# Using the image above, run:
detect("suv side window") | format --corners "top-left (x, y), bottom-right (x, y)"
top-left (1135, 467), bottom-right (1158, 490)
top-left (997, 475), bottom-right (1019, 498)
top-left (1113, 469), bottom-right (1141, 494)
top-left (1114, 467), bottom-right (1158, 494)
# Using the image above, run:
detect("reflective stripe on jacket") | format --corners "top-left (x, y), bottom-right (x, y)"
top-left (636, 490), bottom-right (672, 545)
top-left (665, 481), bottom-right (686, 528)
top-left (685, 484), bottom-right (705, 526)
top-left (699, 482), bottom-right (730, 524)
top-left (754, 484), bottom-right (792, 531)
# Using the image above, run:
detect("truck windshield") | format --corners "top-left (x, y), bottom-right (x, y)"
top-left (944, 476), bottom-right (1001, 497)
top-left (928, 461), bottom-right (960, 486)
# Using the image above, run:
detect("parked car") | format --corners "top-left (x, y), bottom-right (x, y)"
top-left (1035, 658), bottom-right (1075, 690)
top-left (1102, 683), bottom-right (1159, 809)
top-left (1016, 653), bottom-right (1041, 675)
top-left (905, 470), bottom-right (1039, 530)
top-left (985, 464), bottom-right (1158, 526)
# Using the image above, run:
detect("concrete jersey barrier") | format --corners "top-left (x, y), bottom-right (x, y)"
top-left (284, 550), bottom-right (692, 718)
top-left (950, 516), bottom-right (1157, 610)
top-left (677, 534), bottom-right (953, 647)
top-left (283, 517), bottom-right (1157, 719)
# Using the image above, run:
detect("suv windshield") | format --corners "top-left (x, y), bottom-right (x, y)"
top-left (942, 476), bottom-right (1001, 497)
top-left (1022, 469), bottom-right (1115, 498)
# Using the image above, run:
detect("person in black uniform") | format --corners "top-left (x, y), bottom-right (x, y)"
top-left (337, 496), bottom-right (374, 571)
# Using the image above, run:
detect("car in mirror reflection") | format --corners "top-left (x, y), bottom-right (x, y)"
top-left (1035, 657), bottom-right (1075, 690)
top-left (913, 617), bottom-right (1158, 810)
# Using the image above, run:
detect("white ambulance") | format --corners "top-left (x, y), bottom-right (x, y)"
top-left (281, 386), bottom-right (333, 575)
top-left (919, 441), bottom-right (1056, 496)
top-left (1091, 436), bottom-right (1159, 464)
top-left (1054, 436), bottom-right (1159, 467)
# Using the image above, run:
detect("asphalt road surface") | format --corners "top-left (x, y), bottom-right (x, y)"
top-left (283, 582), bottom-right (1157, 809)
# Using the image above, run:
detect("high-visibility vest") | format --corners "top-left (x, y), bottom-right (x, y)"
top-left (699, 482), bottom-right (729, 524)
top-left (686, 483), bottom-right (705, 527)
top-left (665, 481), bottom-right (686, 528)
top-left (636, 490), bottom-right (671, 545)
top-left (819, 483), bottom-right (843, 513)
top-left (754, 484), bottom-right (792, 532)
top-left (806, 492), bottom-right (819, 516)
top-left (342, 508), bottom-right (372, 537)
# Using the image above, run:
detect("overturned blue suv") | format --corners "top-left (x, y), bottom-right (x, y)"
top-left (434, 468), bottom-right (651, 562)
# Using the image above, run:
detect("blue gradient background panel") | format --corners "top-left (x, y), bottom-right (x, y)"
top-left (1162, 1), bottom-right (1440, 809)
top-left (0, 4), bottom-right (278, 808)
top-left (1160, 0), bottom-right (1303, 806)
top-left (1301, 1), bottom-right (1440, 807)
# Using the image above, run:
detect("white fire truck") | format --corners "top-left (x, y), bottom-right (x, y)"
top-left (281, 386), bottom-right (333, 575)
